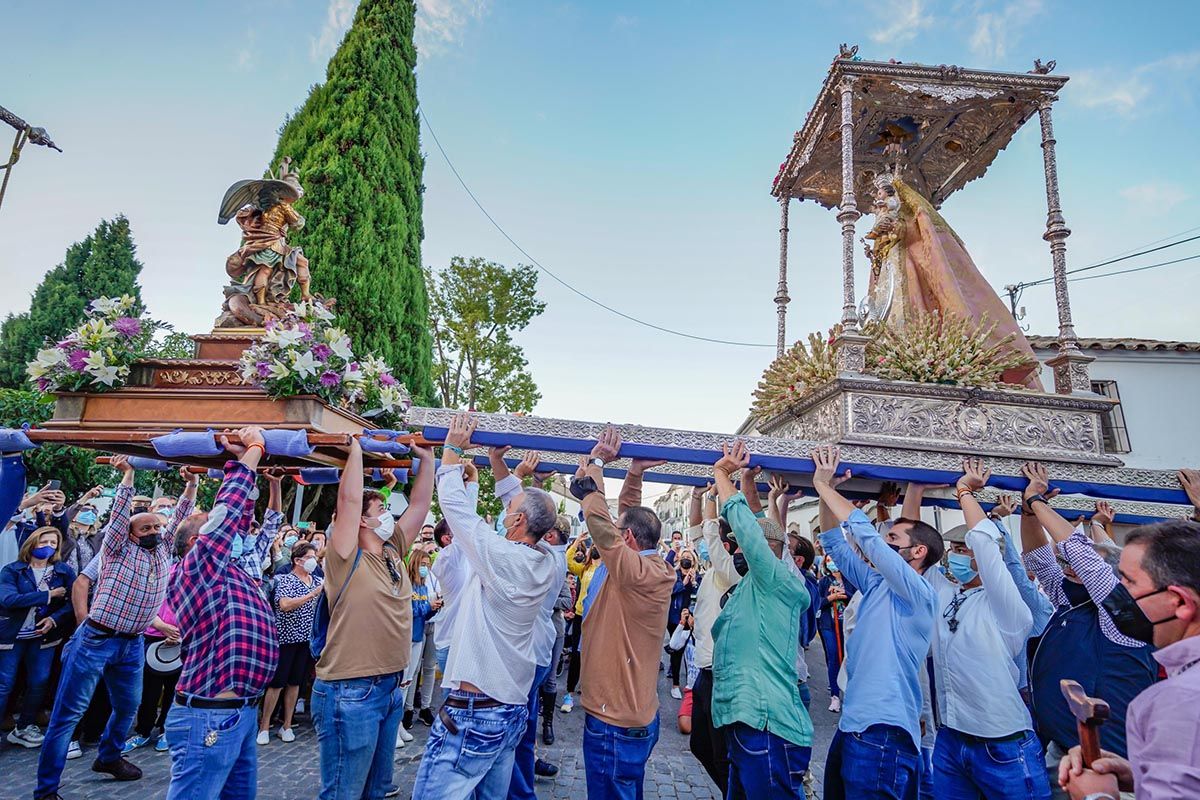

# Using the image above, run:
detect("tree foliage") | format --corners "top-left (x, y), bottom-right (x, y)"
top-left (0, 216), bottom-right (145, 388)
top-left (144, 330), bottom-right (196, 359)
top-left (269, 0), bottom-right (434, 405)
top-left (427, 257), bottom-right (545, 413)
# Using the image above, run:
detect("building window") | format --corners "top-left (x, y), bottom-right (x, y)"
top-left (1091, 380), bottom-right (1131, 454)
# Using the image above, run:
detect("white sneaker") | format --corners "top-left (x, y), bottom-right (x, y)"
top-left (398, 727), bottom-right (413, 742)
top-left (394, 734), bottom-right (406, 749)
top-left (66, 740), bottom-right (83, 760)
top-left (296, 698), bottom-right (306, 715)
top-left (560, 694), bottom-right (574, 713)
top-left (6, 725), bottom-right (43, 748)
top-left (256, 730), bottom-right (270, 745)
top-left (829, 696), bottom-right (842, 713)
top-left (670, 687), bottom-right (682, 700)
top-left (279, 727), bottom-right (296, 743)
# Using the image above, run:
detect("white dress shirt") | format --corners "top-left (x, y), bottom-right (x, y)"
top-left (693, 519), bottom-right (742, 670)
top-left (435, 465), bottom-right (558, 706)
top-left (429, 481), bottom-right (478, 653)
top-left (928, 520), bottom-right (1035, 738)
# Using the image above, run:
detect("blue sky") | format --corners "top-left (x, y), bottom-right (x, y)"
top-left (2, 0), bottom-right (1198, 440)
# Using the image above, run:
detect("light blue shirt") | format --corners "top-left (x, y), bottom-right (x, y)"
top-left (996, 518), bottom-right (1055, 690)
top-left (819, 509), bottom-right (936, 751)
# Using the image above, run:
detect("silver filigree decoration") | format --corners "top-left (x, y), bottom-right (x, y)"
top-left (893, 82), bottom-right (1001, 102)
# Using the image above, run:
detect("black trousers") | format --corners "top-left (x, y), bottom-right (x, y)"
top-left (669, 647), bottom-right (685, 686)
top-left (135, 664), bottom-right (180, 737)
top-left (689, 667), bottom-right (730, 797)
top-left (564, 617), bottom-right (582, 693)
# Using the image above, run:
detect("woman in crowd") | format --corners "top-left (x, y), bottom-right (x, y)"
top-left (667, 547), bottom-right (702, 699)
top-left (259, 541), bottom-right (324, 745)
top-left (560, 532), bottom-right (597, 713)
top-left (669, 606), bottom-right (697, 734)
top-left (816, 554), bottom-right (855, 713)
top-left (398, 546), bottom-right (440, 745)
top-left (0, 526), bottom-right (76, 748)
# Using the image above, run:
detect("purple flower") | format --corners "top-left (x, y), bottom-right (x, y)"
top-left (256, 361), bottom-right (272, 378)
top-left (36, 378), bottom-right (50, 392)
top-left (298, 322), bottom-right (313, 341)
top-left (56, 339), bottom-right (74, 351)
top-left (311, 343), bottom-right (332, 362)
top-left (112, 317), bottom-right (142, 338)
top-left (319, 370), bottom-right (340, 388)
top-left (264, 318), bottom-right (277, 332)
top-left (349, 361), bottom-right (359, 371)
top-left (67, 349), bottom-right (90, 371)
top-left (379, 373), bottom-right (397, 386)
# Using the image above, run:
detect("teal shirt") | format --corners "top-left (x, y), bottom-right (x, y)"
top-left (710, 492), bottom-right (813, 747)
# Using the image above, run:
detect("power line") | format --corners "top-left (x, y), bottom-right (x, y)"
top-left (1066, 252), bottom-right (1200, 284)
top-left (1020, 233), bottom-right (1200, 289)
top-left (420, 110), bottom-right (775, 349)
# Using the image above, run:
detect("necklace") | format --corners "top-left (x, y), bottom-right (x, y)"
top-left (943, 587), bottom-right (983, 633)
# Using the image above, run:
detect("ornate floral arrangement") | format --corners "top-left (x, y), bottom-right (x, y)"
top-left (238, 301), bottom-right (411, 424)
top-left (751, 325), bottom-right (841, 419)
top-left (867, 311), bottom-right (1031, 388)
top-left (27, 296), bottom-right (164, 392)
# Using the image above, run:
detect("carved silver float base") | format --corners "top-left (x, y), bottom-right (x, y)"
top-left (759, 377), bottom-right (1121, 466)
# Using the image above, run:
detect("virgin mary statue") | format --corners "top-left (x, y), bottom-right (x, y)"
top-left (862, 170), bottom-right (1044, 391)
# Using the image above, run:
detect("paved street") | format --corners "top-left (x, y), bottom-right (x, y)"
top-left (4, 646), bottom-right (839, 799)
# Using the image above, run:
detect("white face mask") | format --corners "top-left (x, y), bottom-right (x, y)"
top-left (372, 510), bottom-right (396, 541)
top-left (302, 557), bottom-right (319, 574)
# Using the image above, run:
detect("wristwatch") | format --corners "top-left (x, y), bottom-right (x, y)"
top-left (589, 457), bottom-right (605, 468)
top-left (1025, 493), bottom-right (1050, 508)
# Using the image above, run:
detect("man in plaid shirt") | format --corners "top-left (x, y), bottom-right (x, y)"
top-left (163, 426), bottom-right (278, 800)
top-left (36, 455), bottom-right (179, 800)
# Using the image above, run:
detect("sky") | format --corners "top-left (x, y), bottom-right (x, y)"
top-left (2, 0), bottom-right (1199, 443)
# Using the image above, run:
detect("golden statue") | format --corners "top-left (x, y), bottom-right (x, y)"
top-left (214, 158), bottom-right (313, 328)
top-left (861, 149), bottom-right (1043, 390)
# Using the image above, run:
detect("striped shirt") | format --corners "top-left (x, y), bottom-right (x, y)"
top-left (171, 462), bottom-right (278, 699)
top-left (89, 484), bottom-right (173, 633)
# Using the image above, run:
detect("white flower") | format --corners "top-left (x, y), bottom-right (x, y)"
top-left (89, 297), bottom-right (120, 316)
top-left (77, 319), bottom-right (118, 346)
top-left (310, 302), bottom-right (335, 322)
top-left (360, 355), bottom-right (388, 377)
top-left (268, 360), bottom-right (291, 380)
top-left (265, 326), bottom-right (305, 349)
top-left (291, 350), bottom-right (319, 378)
top-left (28, 348), bottom-right (66, 379)
top-left (343, 363), bottom-right (365, 384)
top-left (330, 335), bottom-right (354, 361)
top-left (83, 351), bottom-right (121, 385)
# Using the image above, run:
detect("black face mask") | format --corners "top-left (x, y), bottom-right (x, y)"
top-left (888, 543), bottom-right (916, 562)
top-left (588, 548), bottom-right (599, 560)
top-left (1102, 583), bottom-right (1175, 645)
top-left (732, 552), bottom-right (749, 576)
top-left (680, 559), bottom-right (694, 570)
top-left (136, 533), bottom-right (160, 550)
top-left (132, 505), bottom-right (151, 516)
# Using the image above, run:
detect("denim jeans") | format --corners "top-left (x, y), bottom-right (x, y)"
top-left (507, 662), bottom-right (550, 800)
top-left (36, 625), bottom-right (143, 798)
top-left (797, 680), bottom-right (811, 711)
top-left (818, 623), bottom-right (843, 697)
top-left (163, 700), bottom-right (258, 799)
top-left (725, 722), bottom-right (810, 799)
top-left (0, 638), bottom-right (55, 726)
top-left (583, 712), bottom-right (660, 800)
top-left (933, 727), bottom-right (1051, 800)
top-left (824, 725), bottom-right (920, 800)
top-left (312, 672), bottom-right (405, 800)
top-left (412, 691), bottom-right (529, 800)
top-left (919, 746), bottom-right (935, 800)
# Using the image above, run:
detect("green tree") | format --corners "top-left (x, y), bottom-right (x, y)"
top-left (144, 330), bottom-right (195, 359)
top-left (269, 0), bottom-right (434, 404)
top-left (0, 216), bottom-right (145, 388)
top-left (427, 257), bottom-right (545, 413)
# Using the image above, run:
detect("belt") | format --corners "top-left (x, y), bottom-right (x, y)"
top-left (174, 692), bottom-right (261, 709)
top-left (443, 694), bottom-right (505, 709)
top-left (85, 618), bottom-right (140, 639)
top-left (950, 728), bottom-right (1028, 744)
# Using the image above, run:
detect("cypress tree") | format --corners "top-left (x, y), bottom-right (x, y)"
top-left (0, 215), bottom-right (144, 387)
top-left (270, 0), bottom-right (434, 404)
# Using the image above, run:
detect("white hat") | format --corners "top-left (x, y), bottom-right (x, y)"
top-left (145, 639), bottom-right (182, 674)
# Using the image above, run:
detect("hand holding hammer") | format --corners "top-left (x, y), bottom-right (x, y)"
top-left (1057, 680), bottom-right (1132, 798)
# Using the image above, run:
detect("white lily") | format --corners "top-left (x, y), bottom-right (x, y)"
top-left (291, 349), bottom-right (319, 378)
top-left (268, 360), bottom-right (291, 380)
top-left (269, 326), bottom-right (305, 349)
top-left (330, 335), bottom-right (354, 361)
top-left (343, 363), bottom-right (365, 384)
top-left (77, 319), bottom-right (118, 346)
top-left (89, 297), bottom-right (120, 315)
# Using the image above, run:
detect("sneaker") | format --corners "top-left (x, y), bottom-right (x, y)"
top-left (122, 734), bottom-right (151, 754)
top-left (670, 686), bottom-right (683, 700)
top-left (155, 737), bottom-right (169, 753)
top-left (92, 756), bottom-right (143, 781)
top-left (6, 725), bottom-right (44, 748)
top-left (296, 698), bottom-right (306, 715)
top-left (534, 758), bottom-right (559, 777)
top-left (560, 694), bottom-right (574, 713)
top-left (394, 734), bottom-right (406, 749)
top-left (279, 727), bottom-right (295, 743)
top-left (829, 696), bottom-right (842, 713)
top-left (66, 740), bottom-right (83, 760)
top-left (385, 788), bottom-right (402, 797)
top-left (256, 730), bottom-right (270, 746)
top-left (402, 709), bottom-right (414, 729)
top-left (398, 726), bottom-right (413, 743)
top-left (419, 707), bottom-right (435, 727)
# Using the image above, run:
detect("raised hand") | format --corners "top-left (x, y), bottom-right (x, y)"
top-left (1092, 500), bottom-right (1115, 527)
top-left (591, 426), bottom-right (621, 464)
top-left (714, 440), bottom-right (750, 475)
top-left (1021, 461), bottom-right (1050, 500)
top-left (1178, 469), bottom-right (1200, 510)
top-left (993, 494), bottom-right (1019, 518)
top-left (110, 453), bottom-right (133, 474)
top-left (811, 444), bottom-right (848, 488)
top-left (957, 457), bottom-right (991, 493)
top-left (514, 451), bottom-right (542, 479)
top-left (628, 457), bottom-right (667, 477)
top-left (445, 414), bottom-right (477, 450)
top-left (878, 481), bottom-right (902, 507)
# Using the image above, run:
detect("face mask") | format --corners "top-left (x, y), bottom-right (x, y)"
top-left (132, 505), bottom-right (151, 516)
top-left (230, 534), bottom-right (245, 560)
top-left (302, 557), bottom-right (319, 574)
top-left (588, 548), bottom-right (599, 560)
top-left (732, 552), bottom-right (749, 576)
top-left (825, 557), bottom-right (839, 573)
top-left (283, 535), bottom-right (299, 549)
top-left (947, 552), bottom-right (978, 585)
top-left (418, 565), bottom-right (429, 579)
top-left (888, 543), bottom-right (916, 563)
top-left (680, 559), bottom-right (694, 570)
top-left (136, 533), bottom-right (160, 550)
top-left (372, 511), bottom-right (395, 541)
top-left (1102, 583), bottom-right (1176, 645)
top-left (76, 510), bottom-right (97, 526)
top-left (32, 545), bottom-right (56, 560)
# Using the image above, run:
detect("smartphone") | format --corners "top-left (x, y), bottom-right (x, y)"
top-left (46, 480), bottom-right (61, 491)
top-left (297, 521), bottom-right (312, 530)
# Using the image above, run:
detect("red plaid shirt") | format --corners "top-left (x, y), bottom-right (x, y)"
top-left (89, 483), bottom-right (173, 633)
top-left (171, 461), bottom-right (278, 698)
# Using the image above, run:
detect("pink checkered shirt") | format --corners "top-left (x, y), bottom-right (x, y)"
top-left (89, 483), bottom-right (174, 634)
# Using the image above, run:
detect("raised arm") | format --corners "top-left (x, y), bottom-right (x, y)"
top-left (190, 427), bottom-right (264, 574)
top-left (967, 522), bottom-right (1033, 655)
top-left (395, 444), bottom-right (435, 551)
top-left (688, 484), bottom-right (704, 528)
top-left (715, 442), bottom-right (796, 595)
top-left (1022, 462), bottom-right (1075, 544)
top-left (1089, 501), bottom-right (1116, 544)
top-left (331, 436), bottom-right (365, 560)
top-left (812, 446), bottom-right (856, 528)
top-left (740, 465), bottom-right (764, 516)
top-left (700, 485), bottom-right (739, 584)
top-left (901, 482), bottom-right (926, 523)
top-left (101, 455), bottom-right (137, 558)
top-left (955, 458), bottom-right (990, 529)
top-left (620, 458), bottom-right (666, 515)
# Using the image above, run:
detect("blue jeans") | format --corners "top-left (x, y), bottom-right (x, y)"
top-left (919, 746), bottom-right (935, 800)
top-left (932, 727), bottom-right (1051, 800)
top-left (312, 673), bottom-right (405, 800)
top-left (507, 662), bottom-right (550, 800)
top-left (163, 700), bottom-right (258, 799)
top-left (797, 680), bottom-right (811, 710)
top-left (818, 622), bottom-right (842, 698)
top-left (36, 625), bottom-right (143, 798)
top-left (583, 712), bottom-right (660, 800)
top-left (412, 691), bottom-right (529, 800)
top-left (824, 725), bottom-right (920, 800)
top-left (725, 722), bottom-right (810, 799)
top-left (0, 638), bottom-right (55, 726)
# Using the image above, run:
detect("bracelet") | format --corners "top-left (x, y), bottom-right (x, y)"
top-left (1027, 493), bottom-right (1050, 508)
top-left (244, 443), bottom-right (265, 458)
top-left (444, 444), bottom-right (465, 457)
top-left (955, 486), bottom-right (976, 501)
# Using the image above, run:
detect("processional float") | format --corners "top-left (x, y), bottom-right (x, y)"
top-left (12, 48), bottom-right (1193, 523)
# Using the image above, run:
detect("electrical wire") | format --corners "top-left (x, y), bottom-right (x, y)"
top-left (1019, 233), bottom-right (1200, 288)
top-left (1066, 252), bottom-right (1200, 284)
top-left (420, 110), bottom-right (775, 348)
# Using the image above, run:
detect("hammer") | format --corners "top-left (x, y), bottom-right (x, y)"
top-left (1060, 679), bottom-right (1110, 767)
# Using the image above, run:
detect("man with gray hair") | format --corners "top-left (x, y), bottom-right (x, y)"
top-left (412, 415), bottom-right (559, 800)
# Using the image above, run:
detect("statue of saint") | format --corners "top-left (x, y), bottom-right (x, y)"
top-left (214, 158), bottom-right (313, 328)
top-left (861, 154), bottom-right (1043, 390)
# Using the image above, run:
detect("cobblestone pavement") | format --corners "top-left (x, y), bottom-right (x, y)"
top-left (4, 646), bottom-right (839, 799)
